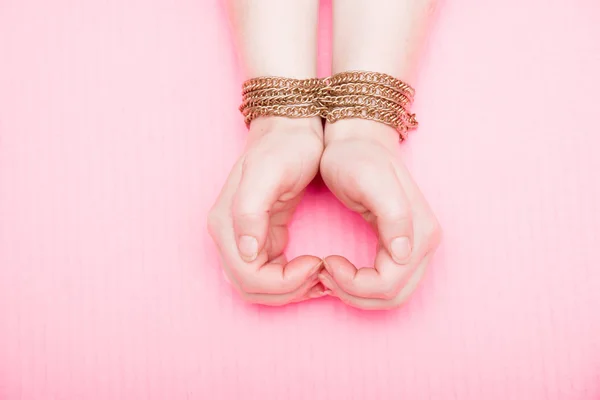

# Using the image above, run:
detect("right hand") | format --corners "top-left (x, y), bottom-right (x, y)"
top-left (207, 117), bottom-right (326, 306)
top-left (318, 119), bottom-right (442, 310)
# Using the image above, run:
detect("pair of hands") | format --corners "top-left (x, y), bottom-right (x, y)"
top-left (208, 116), bottom-right (441, 310)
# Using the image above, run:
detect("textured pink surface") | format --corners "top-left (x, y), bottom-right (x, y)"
top-left (1, 0), bottom-right (600, 399)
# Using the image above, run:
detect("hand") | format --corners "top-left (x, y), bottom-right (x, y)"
top-left (208, 117), bottom-right (326, 306)
top-left (318, 119), bottom-right (441, 310)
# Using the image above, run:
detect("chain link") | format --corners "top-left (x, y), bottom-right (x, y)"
top-left (240, 71), bottom-right (418, 140)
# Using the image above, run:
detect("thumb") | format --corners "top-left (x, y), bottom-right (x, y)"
top-left (353, 163), bottom-right (414, 265)
top-left (232, 155), bottom-right (287, 262)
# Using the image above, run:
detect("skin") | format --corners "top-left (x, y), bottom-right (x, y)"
top-left (208, 0), bottom-right (441, 309)
top-left (318, 0), bottom-right (441, 309)
top-left (209, 0), bottom-right (325, 305)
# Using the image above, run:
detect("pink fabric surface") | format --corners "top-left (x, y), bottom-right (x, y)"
top-left (1, 0), bottom-right (600, 398)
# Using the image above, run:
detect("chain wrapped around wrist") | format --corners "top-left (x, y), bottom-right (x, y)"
top-left (239, 77), bottom-right (326, 127)
top-left (239, 71), bottom-right (419, 140)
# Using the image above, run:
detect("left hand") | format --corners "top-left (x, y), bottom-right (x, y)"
top-left (208, 117), bottom-right (325, 306)
top-left (318, 119), bottom-right (442, 310)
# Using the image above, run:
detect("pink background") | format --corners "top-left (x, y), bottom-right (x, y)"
top-left (1, 0), bottom-right (600, 399)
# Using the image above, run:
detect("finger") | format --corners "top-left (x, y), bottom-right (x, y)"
top-left (332, 155), bottom-right (414, 265)
top-left (232, 154), bottom-right (291, 262)
top-left (210, 161), bottom-right (298, 265)
top-left (323, 248), bottom-right (414, 300)
top-left (319, 254), bottom-right (431, 310)
top-left (292, 282), bottom-right (328, 303)
top-left (306, 282), bottom-right (329, 299)
top-left (229, 248), bottom-right (322, 295)
top-left (244, 269), bottom-right (320, 306)
top-left (355, 163), bottom-right (414, 265)
top-left (210, 168), bottom-right (321, 294)
top-left (322, 169), bottom-right (436, 300)
top-left (326, 219), bottom-right (440, 303)
top-left (252, 255), bottom-right (323, 294)
top-left (264, 194), bottom-right (303, 260)
top-left (227, 263), bottom-right (322, 306)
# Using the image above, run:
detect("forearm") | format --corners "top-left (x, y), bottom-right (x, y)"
top-left (332, 0), bottom-right (437, 83)
top-left (327, 0), bottom-right (437, 145)
top-left (227, 0), bottom-right (320, 79)
top-left (227, 0), bottom-right (322, 138)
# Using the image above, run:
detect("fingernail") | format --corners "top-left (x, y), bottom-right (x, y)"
top-left (391, 236), bottom-right (412, 263)
top-left (238, 235), bottom-right (258, 262)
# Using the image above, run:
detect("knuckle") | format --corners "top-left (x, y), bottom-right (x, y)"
top-left (231, 199), bottom-right (252, 220)
top-left (385, 209), bottom-right (413, 225)
top-left (231, 205), bottom-right (261, 222)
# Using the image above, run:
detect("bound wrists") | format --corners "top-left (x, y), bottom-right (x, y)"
top-left (239, 71), bottom-right (419, 145)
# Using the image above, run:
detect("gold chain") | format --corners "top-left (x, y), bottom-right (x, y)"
top-left (239, 77), bottom-right (326, 126)
top-left (240, 71), bottom-right (418, 140)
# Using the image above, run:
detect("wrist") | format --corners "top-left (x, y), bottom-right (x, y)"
top-left (247, 116), bottom-right (324, 143)
top-left (324, 119), bottom-right (400, 150)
